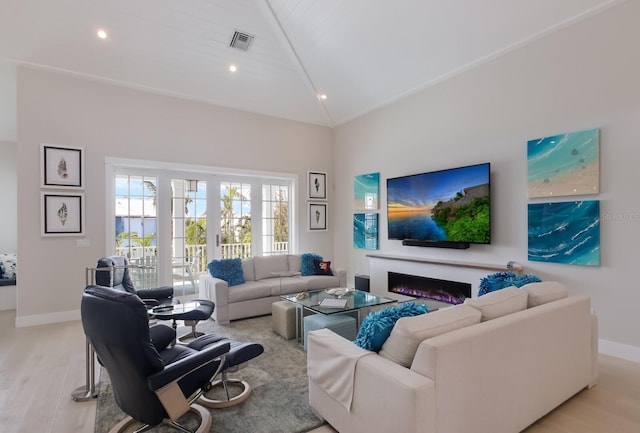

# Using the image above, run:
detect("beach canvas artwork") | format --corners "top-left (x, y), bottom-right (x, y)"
top-left (528, 200), bottom-right (600, 266)
top-left (353, 213), bottom-right (378, 249)
top-left (354, 173), bottom-right (380, 210)
top-left (527, 128), bottom-right (599, 198)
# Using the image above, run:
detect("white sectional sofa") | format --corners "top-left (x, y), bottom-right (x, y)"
top-left (199, 254), bottom-right (346, 324)
top-left (307, 282), bottom-right (598, 433)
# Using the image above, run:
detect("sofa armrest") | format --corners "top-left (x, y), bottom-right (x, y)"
top-left (333, 268), bottom-right (347, 288)
top-left (308, 330), bottom-right (435, 433)
top-left (199, 274), bottom-right (230, 324)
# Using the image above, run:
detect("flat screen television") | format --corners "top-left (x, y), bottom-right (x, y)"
top-left (387, 162), bottom-right (491, 247)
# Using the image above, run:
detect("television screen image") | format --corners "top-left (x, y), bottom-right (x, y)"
top-left (387, 163), bottom-right (491, 245)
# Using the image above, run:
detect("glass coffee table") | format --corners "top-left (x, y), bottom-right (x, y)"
top-left (280, 289), bottom-right (396, 342)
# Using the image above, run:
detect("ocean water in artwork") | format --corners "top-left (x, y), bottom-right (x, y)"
top-left (353, 213), bottom-right (378, 249)
top-left (528, 200), bottom-right (600, 266)
top-left (527, 128), bottom-right (599, 198)
top-left (354, 173), bottom-right (379, 210)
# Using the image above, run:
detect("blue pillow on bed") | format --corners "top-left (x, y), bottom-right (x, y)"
top-left (354, 302), bottom-right (428, 352)
top-left (207, 258), bottom-right (245, 287)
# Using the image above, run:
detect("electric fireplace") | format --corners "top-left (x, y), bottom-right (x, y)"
top-left (388, 271), bottom-right (471, 305)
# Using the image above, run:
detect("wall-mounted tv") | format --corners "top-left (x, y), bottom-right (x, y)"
top-left (387, 162), bottom-right (491, 248)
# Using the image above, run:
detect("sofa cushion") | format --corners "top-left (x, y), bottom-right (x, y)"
top-left (288, 255), bottom-right (302, 273)
top-left (227, 281), bottom-right (273, 303)
top-left (314, 259), bottom-right (333, 276)
top-left (241, 258), bottom-right (255, 281)
top-left (464, 286), bottom-right (528, 321)
top-left (301, 253), bottom-right (323, 276)
top-left (207, 258), bottom-right (245, 287)
top-left (522, 281), bottom-right (568, 307)
top-left (253, 255), bottom-right (289, 280)
top-left (380, 304), bottom-right (482, 367)
top-left (304, 275), bottom-right (340, 291)
top-left (354, 303), bottom-right (428, 352)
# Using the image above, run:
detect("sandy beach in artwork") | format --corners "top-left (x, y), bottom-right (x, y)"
top-left (528, 162), bottom-right (599, 198)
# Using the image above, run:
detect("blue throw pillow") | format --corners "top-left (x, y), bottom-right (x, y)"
top-left (207, 258), bottom-right (245, 287)
top-left (354, 302), bottom-right (428, 352)
top-left (301, 253), bottom-right (323, 276)
top-left (478, 272), bottom-right (542, 296)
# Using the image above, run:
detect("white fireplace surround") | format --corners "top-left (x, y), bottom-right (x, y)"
top-left (367, 254), bottom-right (512, 302)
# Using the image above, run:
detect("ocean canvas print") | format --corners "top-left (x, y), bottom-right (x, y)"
top-left (528, 200), bottom-right (600, 266)
top-left (527, 128), bottom-right (599, 198)
top-left (354, 173), bottom-right (379, 210)
top-left (353, 213), bottom-right (378, 249)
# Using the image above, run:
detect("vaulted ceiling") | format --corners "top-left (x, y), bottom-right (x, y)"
top-left (0, 0), bottom-right (619, 130)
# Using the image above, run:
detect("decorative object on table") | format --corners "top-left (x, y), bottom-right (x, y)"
top-left (528, 200), bottom-right (600, 266)
top-left (354, 172), bottom-right (379, 210)
top-left (40, 144), bottom-right (84, 189)
top-left (527, 128), bottom-right (599, 198)
top-left (353, 213), bottom-right (378, 249)
top-left (354, 302), bottom-right (428, 352)
top-left (41, 192), bottom-right (84, 236)
top-left (308, 171), bottom-right (327, 199)
top-left (477, 271), bottom-right (542, 296)
top-left (308, 202), bottom-right (327, 231)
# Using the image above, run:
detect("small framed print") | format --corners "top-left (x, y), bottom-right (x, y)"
top-left (308, 171), bottom-right (327, 200)
top-left (41, 144), bottom-right (85, 189)
top-left (308, 202), bottom-right (328, 231)
top-left (42, 193), bottom-right (85, 236)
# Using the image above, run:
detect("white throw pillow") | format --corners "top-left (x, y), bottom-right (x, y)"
top-left (379, 304), bottom-right (482, 368)
top-left (464, 286), bottom-right (528, 321)
top-left (521, 281), bottom-right (568, 307)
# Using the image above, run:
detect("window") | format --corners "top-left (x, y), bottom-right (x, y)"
top-left (262, 184), bottom-right (290, 255)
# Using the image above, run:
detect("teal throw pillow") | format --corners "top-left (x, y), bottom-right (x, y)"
top-left (354, 302), bottom-right (428, 352)
top-left (207, 258), bottom-right (245, 287)
top-left (478, 272), bottom-right (542, 296)
top-left (301, 253), bottom-right (323, 276)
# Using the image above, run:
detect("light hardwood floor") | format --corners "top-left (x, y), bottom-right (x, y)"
top-left (1, 308), bottom-right (639, 433)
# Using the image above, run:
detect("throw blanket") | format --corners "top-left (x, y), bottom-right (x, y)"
top-left (307, 328), bottom-right (372, 411)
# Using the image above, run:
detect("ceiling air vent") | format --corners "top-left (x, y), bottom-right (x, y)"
top-left (229, 31), bottom-right (254, 51)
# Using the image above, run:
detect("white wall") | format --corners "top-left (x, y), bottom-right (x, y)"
top-left (0, 141), bottom-right (17, 251)
top-left (333, 1), bottom-right (640, 358)
top-left (16, 68), bottom-right (334, 325)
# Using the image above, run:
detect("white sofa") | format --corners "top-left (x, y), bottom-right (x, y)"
top-left (199, 254), bottom-right (346, 324)
top-left (307, 282), bottom-right (598, 433)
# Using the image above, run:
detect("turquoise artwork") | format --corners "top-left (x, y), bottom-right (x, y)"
top-left (527, 128), bottom-right (599, 198)
top-left (354, 173), bottom-right (380, 210)
top-left (354, 213), bottom-right (378, 250)
top-left (528, 200), bottom-right (600, 266)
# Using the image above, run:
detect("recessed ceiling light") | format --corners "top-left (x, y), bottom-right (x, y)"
top-left (229, 65), bottom-right (237, 72)
top-left (318, 94), bottom-right (327, 100)
top-left (97, 29), bottom-right (108, 39)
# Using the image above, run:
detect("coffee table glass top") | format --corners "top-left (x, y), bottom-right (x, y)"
top-left (281, 289), bottom-right (395, 315)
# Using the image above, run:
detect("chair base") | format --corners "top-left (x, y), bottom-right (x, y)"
top-left (108, 404), bottom-right (211, 433)
top-left (199, 378), bottom-right (252, 408)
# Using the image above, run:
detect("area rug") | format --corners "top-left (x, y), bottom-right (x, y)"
top-left (94, 315), bottom-right (325, 433)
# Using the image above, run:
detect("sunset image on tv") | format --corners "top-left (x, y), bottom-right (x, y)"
top-left (387, 163), bottom-right (490, 244)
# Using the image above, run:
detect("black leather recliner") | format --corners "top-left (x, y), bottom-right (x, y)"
top-left (96, 255), bottom-right (176, 306)
top-left (81, 285), bottom-right (230, 432)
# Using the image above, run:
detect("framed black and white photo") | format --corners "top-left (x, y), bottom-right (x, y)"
top-left (42, 193), bottom-right (85, 236)
top-left (308, 171), bottom-right (327, 200)
top-left (308, 202), bottom-right (328, 231)
top-left (41, 144), bottom-right (85, 189)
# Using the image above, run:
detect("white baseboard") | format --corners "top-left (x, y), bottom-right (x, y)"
top-left (599, 339), bottom-right (640, 363)
top-left (15, 309), bottom-right (80, 328)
